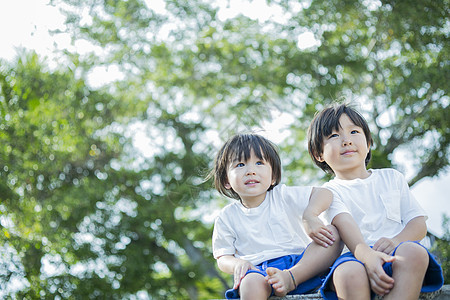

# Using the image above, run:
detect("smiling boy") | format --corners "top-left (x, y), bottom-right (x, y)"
top-left (210, 133), bottom-right (343, 299)
top-left (307, 103), bottom-right (444, 300)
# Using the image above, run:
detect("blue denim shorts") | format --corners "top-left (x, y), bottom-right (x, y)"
top-left (319, 241), bottom-right (444, 300)
top-left (225, 253), bottom-right (325, 299)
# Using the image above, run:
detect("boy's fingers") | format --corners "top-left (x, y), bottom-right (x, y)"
top-left (370, 280), bottom-right (388, 296)
top-left (376, 268), bottom-right (394, 285)
top-left (374, 267), bottom-right (394, 287)
top-left (314, 235), bottom-right (332, 247)
top-left (374, 243), bottom-right (386, 253)
top-left (321, 228), bottom-right (335, 241)
top-left (319, 229), bottom-right (335, 244)
top-left (373, 239), bottom-right (383, 250)
top-left (379, 273), bottom-right (395, 285)
top-left (381, 253), bottom-right (396, 263)
top-left (370, 272), bottom-right (394, 295)
top-left (375, 240), bottom-right (392, 253)
top-left (233, 273), bottom-right (240, 289)
top-left (233, 278), bottom-right (239, 289)
top-left (233, 267), bottom-right (247, 289)
top-left (324, 226), bottom-right (334, 235)
top-left (233, 274), bottom-right (244, 289)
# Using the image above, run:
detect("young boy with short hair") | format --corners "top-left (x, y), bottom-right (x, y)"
top-left (307, 103), bottom-right (444, 300)
top-left (210, 133), bottom-right (343, 300)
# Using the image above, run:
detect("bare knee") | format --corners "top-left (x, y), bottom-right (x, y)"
top-left (239, 273), bottom-right (271, 299)
top-left (333, 261), bottom-right (369, 292)
top-left (394, 242), bottom-right (429, 271)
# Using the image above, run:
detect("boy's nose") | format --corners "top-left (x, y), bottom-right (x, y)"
top-left (342, 137), bottom-right (352, 146)
top-left (246, 168), bottom-right (256, 175)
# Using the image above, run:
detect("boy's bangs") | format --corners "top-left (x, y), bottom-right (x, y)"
top-left (229, 136), bottom-right (265, 163)
top-left (322, 114), bottom-right (341, 137)
top-left (345, 110), bottom-right (367, 130)
top-left (321, 106), bottom-right (366, 137)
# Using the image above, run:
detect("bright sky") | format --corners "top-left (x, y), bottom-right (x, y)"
top-left (0, 0), bottom-right (449, 237)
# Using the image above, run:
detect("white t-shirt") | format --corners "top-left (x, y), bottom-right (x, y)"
top-left (212, 184), bottom-right (314, 266)
top-left (325, 168), bottom-right (427, 247)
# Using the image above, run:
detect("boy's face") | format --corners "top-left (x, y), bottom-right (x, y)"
top-left (318, 114), bottom-right (370, 179)
top-left (225, 149), bottom-right (274, 206)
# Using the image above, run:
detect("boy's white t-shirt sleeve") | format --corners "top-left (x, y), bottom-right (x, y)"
top-left (212, 213), bottom-right (236, 259)
top-left (396, 170), bottom-right (428, 224)
top-left (279, 184), bottom-right (313, 215)
top-left (323, 186), bottom-right (350, 224)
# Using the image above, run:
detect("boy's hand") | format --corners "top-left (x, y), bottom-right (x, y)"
top-left (233, 260), bottom-right (256, 290)
top-left (362, 249), bottom-right (396, 296)
top-left (303, 217), bottom-right (335, 247)
top-left (373, 237), bottom-right (397, 255)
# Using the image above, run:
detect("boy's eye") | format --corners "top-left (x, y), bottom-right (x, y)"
top-left (328, 133), bottom-right (338, 138)
top-left (256, 161), bottom-right (264, 165)
top-left (351, 130), bottom-right (359, 134)
top-left (236, 162), bottom-right (245, 167)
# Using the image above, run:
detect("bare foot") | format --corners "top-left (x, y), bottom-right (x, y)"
top-left (265, 267), bottom-right (295, 297)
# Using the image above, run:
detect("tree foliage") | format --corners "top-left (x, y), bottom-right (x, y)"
top-left (0, 0), bottom-right (448, 298)
top-left (431, 215), bottom-right (450, 284)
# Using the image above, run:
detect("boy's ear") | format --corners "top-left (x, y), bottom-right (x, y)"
top-left (315, 154), bottom-right (324, 162)
top-left (224, 182), bottom-right (232, 189)
top-left (367, 141), bottom-right (372, 153)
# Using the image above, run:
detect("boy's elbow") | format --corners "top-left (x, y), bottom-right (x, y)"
top-left (410, 216), bottom-right (428, 239)
top-left (216, 255), bottom-right (226, 269)
top-left (419, 217), bottom-right (428, 237)
top-left (217, 255), bottom-right (234, 274)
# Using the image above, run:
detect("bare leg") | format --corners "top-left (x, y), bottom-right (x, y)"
top-left (383, 242), bottom-right (428, 300)
top-left (266, 225), bottom-right (343, 296)
top-left (239, 272), bottom-right (272, 300)
top-left (333, 261), bottom-right (370, 300)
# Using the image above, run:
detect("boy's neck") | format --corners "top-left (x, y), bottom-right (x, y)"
top-left (240, 193), bottom-right (267, 208)
top-left (335, 168), bottom-right (371, 180)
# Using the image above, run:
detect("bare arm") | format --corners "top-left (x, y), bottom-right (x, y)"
top-left (332, 213), bottom-right (395, 296)
top-left (305, 187), bottom-right (333, 215)
top-left (217, 255), bottom-right (256, 289)
top-left (303, 187), bottom-right (335, 247)
top-left (373, 216), bottom-right (427, 254)
top-left (393, 216), bottom-right (427, 241)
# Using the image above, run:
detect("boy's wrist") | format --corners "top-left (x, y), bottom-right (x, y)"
top-left (354, 243), bottom-right (374, 263)
top-left (303, 210), bottom-right (318, 221)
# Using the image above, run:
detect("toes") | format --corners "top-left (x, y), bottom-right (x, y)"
top-left (266, 267), bottom-right (277, 276)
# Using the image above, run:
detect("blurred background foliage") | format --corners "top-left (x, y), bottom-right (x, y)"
top-left (0, 0), bottom-right (448, 298)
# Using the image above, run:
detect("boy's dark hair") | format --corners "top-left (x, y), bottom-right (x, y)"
top-left (208, 133), bottom-right (282, 200)
top-left (307, 103), bottom-right (373, 174)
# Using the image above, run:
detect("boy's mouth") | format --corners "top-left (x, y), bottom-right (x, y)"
top-left (341, 149), bottom-right (357, 155)
top-left (245, 179), bottom-right (259, 185)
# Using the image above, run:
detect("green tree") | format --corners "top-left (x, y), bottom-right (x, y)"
top-left (55, 0), bottom-right (449, 186)
top-left (0, 52), bottom-right (224, 298)
top-left (431, 215), bottom-right (450, 283)
top-left (0, 52), bottom-right (137, 297)
top-left (0, 0), bottom-right (448, 298)
top-left (277, 0), bottom-right (449, 186)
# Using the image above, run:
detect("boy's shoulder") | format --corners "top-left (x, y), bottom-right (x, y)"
top-left (218, 200), bottom-right (241, 214)
top-left (371, 168), bottom-right (405, 180)
top-left (270, 183), bottom-right (313, 199)
top-left (215, 201), bottom-right (243, 224)
top-left (372, 168), bottom-right (401, 175)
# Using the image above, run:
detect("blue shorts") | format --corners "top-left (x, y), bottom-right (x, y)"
top-left (319, 241), bottom-right (444, 300)
top-left (225, 253), bottom-right (325, 299)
